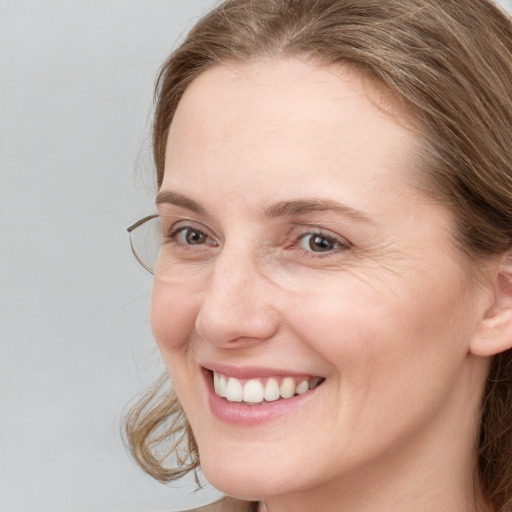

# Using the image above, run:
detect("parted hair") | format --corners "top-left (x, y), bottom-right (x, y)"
top-left (125, 1), bottom-right (512, 510)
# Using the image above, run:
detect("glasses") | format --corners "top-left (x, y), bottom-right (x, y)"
top-left (128, 213), bottom-right (353, 280)
top-left (127, 215), bottom-right (161, 274)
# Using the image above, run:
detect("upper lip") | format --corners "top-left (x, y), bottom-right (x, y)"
top-left (201, 361), bottom-right (322, 380)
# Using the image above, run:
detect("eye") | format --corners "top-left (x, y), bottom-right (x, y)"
top-left (170, 226), bottom-right (218, 246)
top-left (297, 232), bottom-right (347, 253)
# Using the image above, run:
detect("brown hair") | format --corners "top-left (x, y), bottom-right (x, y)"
top-left (125, 0), bottom-right (512, 509)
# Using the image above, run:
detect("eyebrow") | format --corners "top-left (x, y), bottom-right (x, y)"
top-left (265, 199), bottom-right (373, 223)
top-left (156, 190), bottom-right (207, 216)
top-left (156, 190), bottom-right (373, 224)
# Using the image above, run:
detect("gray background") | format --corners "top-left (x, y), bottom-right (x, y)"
top-left (0, 1), bottom-right (221, 511)
top-left (1, 1), bottom-right (511, 511)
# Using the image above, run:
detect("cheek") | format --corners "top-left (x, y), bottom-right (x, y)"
top-left (150, 280), bottom-right (203, 423)
top-left (287, 270), bottom-right (474, 396)
top-left (283, 281), bottom-right (475, 456)
top-left (150, 279), bottom-right (198, 355)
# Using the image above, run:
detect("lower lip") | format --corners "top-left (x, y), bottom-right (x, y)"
top-left (203, 371), bottom-right (320, 426)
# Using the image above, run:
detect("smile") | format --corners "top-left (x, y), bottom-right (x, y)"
top-left (212, 371), bottom-right (324, 404)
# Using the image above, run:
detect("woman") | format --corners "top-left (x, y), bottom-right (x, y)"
top-left (126, 1), bottom-right (512, 511)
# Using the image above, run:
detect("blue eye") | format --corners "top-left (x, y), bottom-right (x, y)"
top-left (298, 233), bottom-right (344, 253)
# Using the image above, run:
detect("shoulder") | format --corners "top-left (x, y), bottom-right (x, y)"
top-left (180, 496), bottom-right (256, 512)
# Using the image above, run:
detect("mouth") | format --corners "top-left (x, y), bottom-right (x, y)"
top-left (208, 370), bottom-right (325, 405)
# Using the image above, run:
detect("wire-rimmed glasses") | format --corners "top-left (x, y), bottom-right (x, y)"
top-left (127, 215), bottom-right (161, 274)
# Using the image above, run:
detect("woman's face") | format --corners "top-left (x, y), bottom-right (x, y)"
top-left (152, 59), bottom-right (491, 503)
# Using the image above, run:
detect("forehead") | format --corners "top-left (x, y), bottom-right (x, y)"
top-left (162, 58), bottom-right (421, 211)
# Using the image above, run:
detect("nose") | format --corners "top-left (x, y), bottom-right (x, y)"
top-left (195, 245), bottom-right (279, 347)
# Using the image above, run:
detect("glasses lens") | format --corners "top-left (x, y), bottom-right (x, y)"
top-left (127, 215), bottom-right (161, 274)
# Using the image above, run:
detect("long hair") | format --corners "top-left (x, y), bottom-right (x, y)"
top-left (126, 1), bottom-right (512, 509)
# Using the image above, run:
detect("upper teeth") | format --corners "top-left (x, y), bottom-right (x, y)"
top-left (213, 371), bottom-right (322, 404)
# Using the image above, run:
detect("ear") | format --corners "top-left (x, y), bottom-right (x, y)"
top-left (470, 252), bottom-right (512, 357)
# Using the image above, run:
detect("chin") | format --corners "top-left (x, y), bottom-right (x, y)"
top-left (199, 448), bottom-right (302, 501)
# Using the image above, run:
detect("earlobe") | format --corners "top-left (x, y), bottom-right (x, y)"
top-left (470, 253), bottom-right (512, 357)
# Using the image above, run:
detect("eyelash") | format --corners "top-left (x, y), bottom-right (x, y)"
top-left (167, 225), bottom-right (218, 248)
top-left (293, 231), bottom-right (350, 255)
top-left (165, 224), bottom-right (351, 257)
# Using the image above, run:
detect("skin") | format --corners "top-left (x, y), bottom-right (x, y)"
top-left (151, 58), bottom-right (497, 512)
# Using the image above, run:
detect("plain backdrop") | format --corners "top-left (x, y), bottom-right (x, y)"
top-left (0, 1), bottom-right (222, 511)
top-left (1, 1), bottom-right (512, 511)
